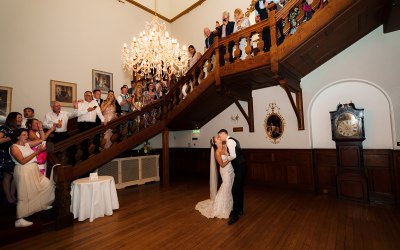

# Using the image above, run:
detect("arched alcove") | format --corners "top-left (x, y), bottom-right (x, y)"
top-left (309, 79), bottom-right (394, 149)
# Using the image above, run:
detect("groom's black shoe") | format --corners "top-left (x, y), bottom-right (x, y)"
top-left (239, 211), bottom-right (244, 217)
top-left (228, 214), bottom-right (239, 225)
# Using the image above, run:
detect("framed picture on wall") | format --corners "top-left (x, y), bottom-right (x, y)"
top-left (92, 69), bottom-right (113, 93)
top-left (50, 80), bottom-right (77, 107)
top-left (0, 86), bottom-right (12, 117)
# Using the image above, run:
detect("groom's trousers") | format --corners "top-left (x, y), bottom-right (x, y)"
top-left (232, 161), bottom-right (246, 216)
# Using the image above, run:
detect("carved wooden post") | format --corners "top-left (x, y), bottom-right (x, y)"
top-left (162, 128), bottom-right (170, 186)
top-left (53, 164), bottom-right (74, 229)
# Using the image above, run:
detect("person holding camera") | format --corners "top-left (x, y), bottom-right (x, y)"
top-left (216, 11), bottom-right (235, 65)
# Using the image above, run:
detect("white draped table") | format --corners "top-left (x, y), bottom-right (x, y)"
top-left (71, 176), bottom-right (119, 222)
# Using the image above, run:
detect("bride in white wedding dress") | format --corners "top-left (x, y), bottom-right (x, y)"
top-left (195, 136), bottom-right (234, 219)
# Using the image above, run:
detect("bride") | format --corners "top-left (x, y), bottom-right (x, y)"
top-left (195, 136), bottom-right (234, 219)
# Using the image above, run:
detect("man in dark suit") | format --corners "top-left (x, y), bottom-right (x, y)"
top-left (218, 129), bottom-right (247, 225)
top-left (255, 0), bottom-right (271, 52)
top-left (93, 89), bottom-right (104, 125)
top-left (204, 27), bottom-right (215, 50)
top-left (216, 11), bottom-right (235, 65)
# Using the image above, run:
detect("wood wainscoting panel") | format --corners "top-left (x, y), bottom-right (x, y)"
top-left (244, 149), bottom-right (314, 191)
top-left (364, 149), bottom-right (395, 204)
top-left (313, 149), bottom-right (337, 195)
top-left (395, 150), bottom-right (400, 205)
top-left (168, 148), bottom-right (398, 204)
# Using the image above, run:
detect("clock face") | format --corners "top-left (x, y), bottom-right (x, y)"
top-left (336, 113), bottom-right (359, 137)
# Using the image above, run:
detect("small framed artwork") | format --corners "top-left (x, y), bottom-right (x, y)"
top-left (92, 69), bottom-right (113, 93)
top-left (50, 80), bottom-right (77, 107)
top-left (0, 86), bottom-right (12, 117)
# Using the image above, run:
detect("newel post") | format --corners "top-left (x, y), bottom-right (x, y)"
top-left (162, 128), bottom-right (170, 186)
top-left (53, 164), bottom-right (74, 229)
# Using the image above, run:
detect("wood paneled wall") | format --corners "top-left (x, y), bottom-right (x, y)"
top-left (168, 148), bottom-right (400, 205)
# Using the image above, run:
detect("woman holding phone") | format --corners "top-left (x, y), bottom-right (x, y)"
top-left (10, 129), bottom-right (55, 227)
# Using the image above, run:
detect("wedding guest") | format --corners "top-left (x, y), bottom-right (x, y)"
top-left (143, 83), bottom-right (157, 127)
top-left (93, 89), bottom-right (104, 125)
top-left (77, 91), bottom-right (105, 159)
top-left (116, 85), bottom-right (132, 115)
top-left (21, 107), bottom-right (35, 128)
top-left (10, 129), bottom-right (54, 227)
top-left (101, 90), bottom-right (117, 149)
top-left (43, 101), bottom-right (78, 143)
top-left (216, 11), bottom-right (235, 65)
top-left (188, 45), bottom-right (202, 68)
top-left (204, 27), bottom-right (215, 51)
top-left (276, 0), bottom-right (287, 45)
top-left (26, 119), bottom-right (56, 175)
top-left (255, 0), bottom-right (271, 52)
top-left (0, 112), bottom-right (22, 204)
top-left (233, 8), bottom-right (251, 60)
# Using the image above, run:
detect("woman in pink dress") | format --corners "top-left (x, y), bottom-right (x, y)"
top-left (26, 119), bottom-right (56, 175)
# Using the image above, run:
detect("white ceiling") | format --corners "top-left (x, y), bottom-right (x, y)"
top-left (130, 0), bottom-right (201, 21)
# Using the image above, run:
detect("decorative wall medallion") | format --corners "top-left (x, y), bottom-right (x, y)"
top-left (264, 103), bottom-right (285, 144)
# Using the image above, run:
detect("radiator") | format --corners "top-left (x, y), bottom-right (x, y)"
top-left (97, 155), bottom-right (160, 189)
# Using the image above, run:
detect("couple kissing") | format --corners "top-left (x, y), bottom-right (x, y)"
top-left (195, 129), bottom-right (246, 225)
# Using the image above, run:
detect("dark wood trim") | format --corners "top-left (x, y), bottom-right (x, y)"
top-left (279, 79), bottom-right (305, 130)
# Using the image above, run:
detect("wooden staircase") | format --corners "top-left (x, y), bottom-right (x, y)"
top-left (2, 0), bottom-right (388, 240)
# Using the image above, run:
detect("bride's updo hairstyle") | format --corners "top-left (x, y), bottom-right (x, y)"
top-left (210, 137), bottom-right (217, 150)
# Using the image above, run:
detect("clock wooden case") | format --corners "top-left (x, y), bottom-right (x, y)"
top-left (330, 103), bottom-right (368, 202)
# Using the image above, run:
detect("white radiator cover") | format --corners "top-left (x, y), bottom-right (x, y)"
top-left (97, 155), bottom-right (160, 189)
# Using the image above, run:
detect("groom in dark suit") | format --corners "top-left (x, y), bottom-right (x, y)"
top-left (218, 129), bottom-right (246, 225)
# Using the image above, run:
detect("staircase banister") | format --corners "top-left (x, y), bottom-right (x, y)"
top-left (176, 43), bottom-right (218, 85)
top-left (49, 99), bottom-right (165, 152)
top-left (217, 19), bottom-right (271, 47)
top-left (70, 122), bottom-right (165, 179)
top-left (275, 0), bottom-right (304, 21)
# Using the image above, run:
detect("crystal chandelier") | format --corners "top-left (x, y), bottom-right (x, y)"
top-left (121, 13), bottom-right (189, 81)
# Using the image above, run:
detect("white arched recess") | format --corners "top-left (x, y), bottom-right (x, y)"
top-left (309, 79), bottom-right (395, 149)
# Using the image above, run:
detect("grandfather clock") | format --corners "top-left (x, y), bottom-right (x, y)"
top-left (330, 103), bottom-right (368, 202)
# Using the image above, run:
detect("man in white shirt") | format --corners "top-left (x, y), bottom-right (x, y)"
top-left (77, 91), bottom-right (105, 159)
top-left (43, 100), bottom-right (78, 165)
top-left (43, 101), bottom-right (78, 143)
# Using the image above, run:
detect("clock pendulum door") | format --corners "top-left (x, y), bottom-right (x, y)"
top-left (330, 103), bottom-right (368, 202)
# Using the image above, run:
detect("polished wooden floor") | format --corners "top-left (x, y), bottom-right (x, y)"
top-left (2, 177), bottom-right (400, 250)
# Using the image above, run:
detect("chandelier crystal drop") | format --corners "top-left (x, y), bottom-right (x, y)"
top-left (121, 16), bottom-right (189, 80)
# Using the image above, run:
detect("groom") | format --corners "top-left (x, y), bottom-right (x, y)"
top-left (218, 129), bottom-right (246, 225)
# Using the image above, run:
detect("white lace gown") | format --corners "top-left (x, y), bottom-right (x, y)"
top-left (195, 155), bottom-right (234, 219)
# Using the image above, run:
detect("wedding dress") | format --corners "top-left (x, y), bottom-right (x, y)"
top-left (195, 154), bottom-right (234, 219)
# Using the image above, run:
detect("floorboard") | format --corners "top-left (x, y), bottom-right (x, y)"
top-left (2, 178), bottom-right (400, 250)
